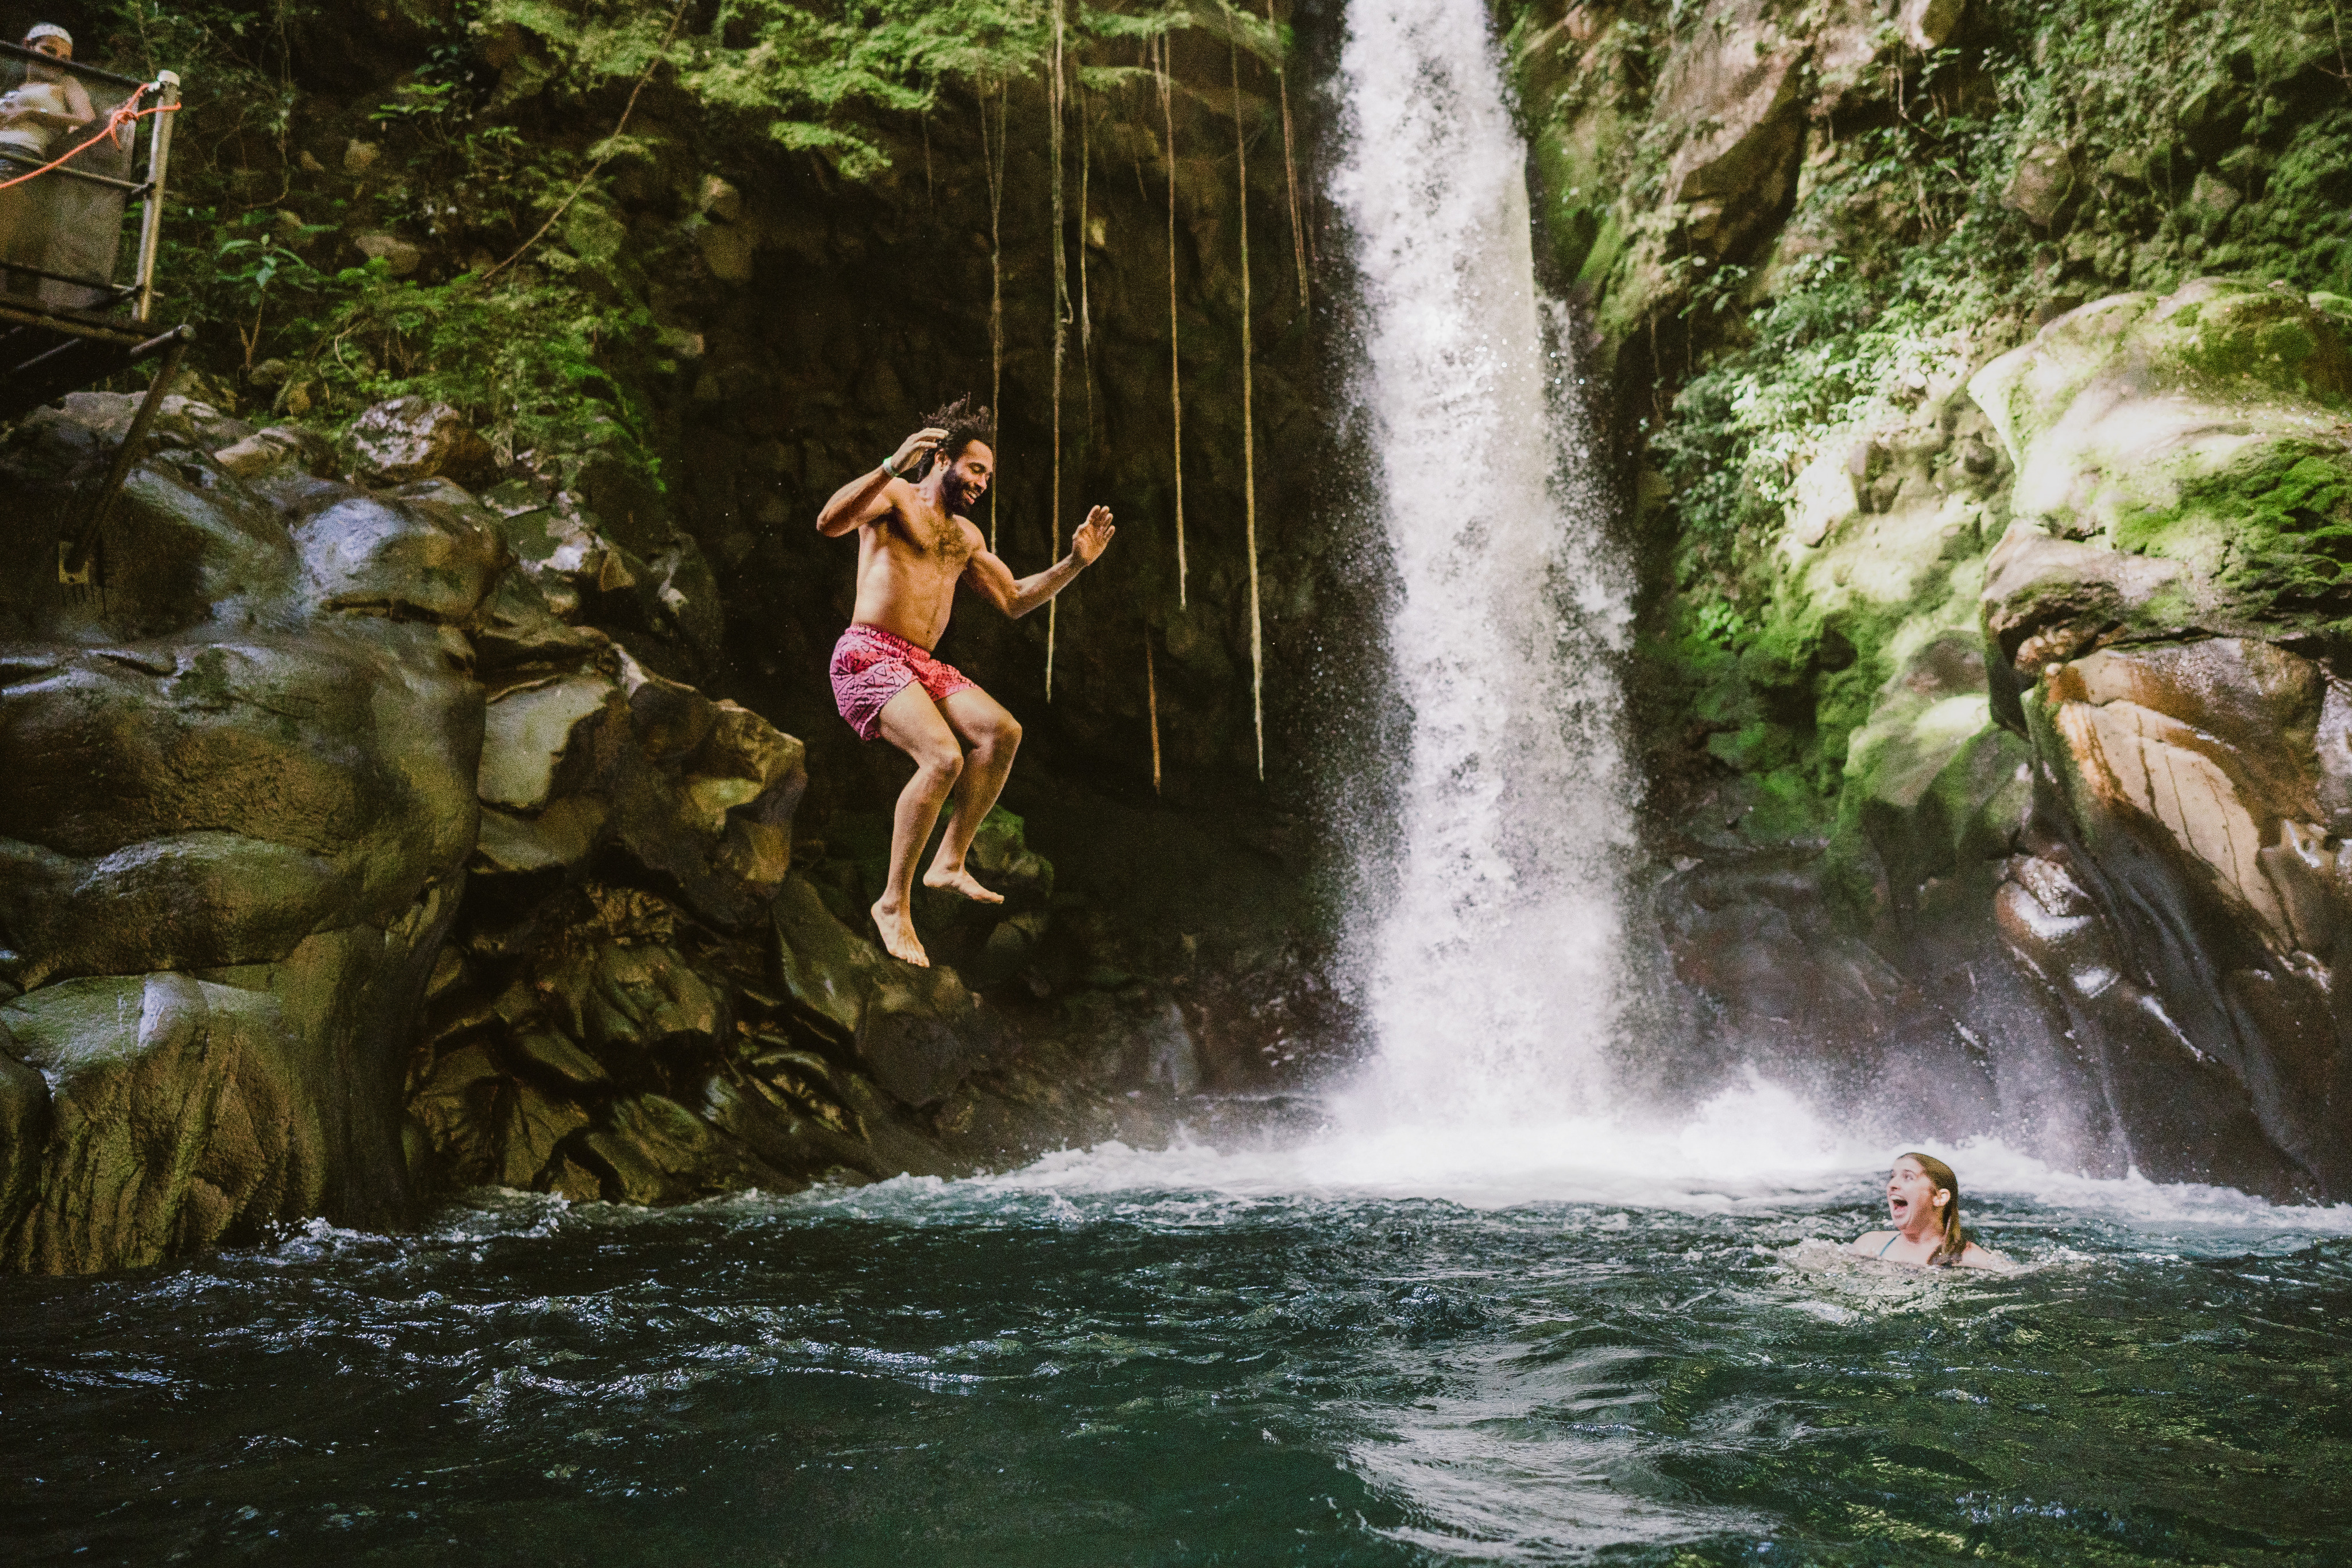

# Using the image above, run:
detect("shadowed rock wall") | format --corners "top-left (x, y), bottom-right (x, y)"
top-left (0, 393), bottom-right (493, 1269)
top-left (0, 395), bottom-right (1193, 1273)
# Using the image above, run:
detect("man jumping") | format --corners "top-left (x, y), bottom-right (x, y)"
top-left (817, 398), bottom-right (1115, 967)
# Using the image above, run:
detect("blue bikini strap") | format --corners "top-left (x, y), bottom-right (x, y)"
top-left (1877, 1233), bottom-right (1900, 1257)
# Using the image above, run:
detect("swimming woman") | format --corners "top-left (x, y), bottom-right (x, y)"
top-left (1850, 1152), bottom-right (2010, 1269)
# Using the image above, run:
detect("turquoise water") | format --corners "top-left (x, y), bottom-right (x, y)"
top-left (5, 1133), bottom-right (2352, 1566)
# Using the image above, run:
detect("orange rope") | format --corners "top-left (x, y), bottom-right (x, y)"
top-left (0, 87), bottom-right (175, 195)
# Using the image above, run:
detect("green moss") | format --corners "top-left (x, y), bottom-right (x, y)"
top-left (1745, 766), bottom-right (1832, 841)
top-left (1576, 210), bottom-right (1630, 291)
top-left (1824, 702), bottom-right (2033, 930)
top-left (2105, 442), bottom-right (2352, 624)
top-left (2212, 448), bottom-right (2352, 613)
top-left (1528, 94), bottom-right (1633, 283)
top-left (1707, 720), bottom-right (1796, 774)
top-left (2150, 285), bottom-right (2352, 406)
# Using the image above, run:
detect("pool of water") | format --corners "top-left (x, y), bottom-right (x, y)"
top-left (7, 1118), bottom-right (2352, 1566)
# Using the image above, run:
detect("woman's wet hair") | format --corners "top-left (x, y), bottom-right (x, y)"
top-left (923, 396), bottom-right (996, 469)
top-left (1900, 1151), bottom-right (1969, 1265)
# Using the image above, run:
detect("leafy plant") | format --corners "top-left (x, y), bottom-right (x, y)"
top-left (79, 0), bottom-right (1285, 493)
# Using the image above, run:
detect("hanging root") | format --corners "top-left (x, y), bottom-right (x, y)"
top-left (1266, 0), bottom-right (1310, 312)
top-left (1159, 33), bottom-right (1187, 609)
top-left (984, 79), bottom-right (1008, 552)
top-left (1232, 43), bottom-right (1264, 783)
top-left (1147, 628), bottom-right (1163, 795)
top-left (1047, 0), bottom-right (1071, 702)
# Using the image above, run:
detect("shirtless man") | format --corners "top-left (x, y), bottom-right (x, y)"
top-left (817, 398), bottom-right (1115, 966)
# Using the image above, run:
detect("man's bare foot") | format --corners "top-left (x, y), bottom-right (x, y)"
top-left (922, 864), bottom-right (1005, 905)
top-left (870, 899), bottom-right (930, 966)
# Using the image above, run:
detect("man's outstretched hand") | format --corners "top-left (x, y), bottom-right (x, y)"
top-left (1072, 505), bottom-right (1116, 565)
top-left (888, 425), bottom-right (949, 477)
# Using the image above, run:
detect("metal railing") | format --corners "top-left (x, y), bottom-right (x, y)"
top-left (0, 39), bottom-right (191, 586)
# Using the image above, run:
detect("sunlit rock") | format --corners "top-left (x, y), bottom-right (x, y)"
top-left (1654, 0), bottom-right (1805, 255)
top-left (1966, 281), bottom-right (2352, 1195)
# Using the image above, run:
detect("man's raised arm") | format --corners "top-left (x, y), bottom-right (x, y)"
top-left (961, 506), bottom-right (1116, 618)
top-left (816, 425), bottom-right (947, 537)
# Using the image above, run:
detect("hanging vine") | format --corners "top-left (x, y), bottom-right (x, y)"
top-left (1264, 0), bottom-right (1309, 312)
top-left (1146, 627), bottom-right (1163, 795)
top-left (1231, 41), bottom-right (1264, 783)
top-left (980, 78), bottom-right (1008, 552)
top-left (1079, 82), bottom-right (1100, 470)
top-left (1156, 32), bottom-right (1187, 608)
top-left (1046, 0), bottom-right (1071, 700)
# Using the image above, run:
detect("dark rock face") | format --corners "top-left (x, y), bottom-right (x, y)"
top-left (1654, 0), bottom-right (1808, 258)
top-left (0, 393), bottom-right (493, 1268)
top-left (0, 394), bottom-right (1182, 1272)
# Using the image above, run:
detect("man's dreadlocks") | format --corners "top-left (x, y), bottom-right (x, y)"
top-left (923, 396), bottom-right (997, 471)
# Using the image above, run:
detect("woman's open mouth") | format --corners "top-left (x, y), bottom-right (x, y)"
top-left (1889, 1197), bottom-right (1910, 1218)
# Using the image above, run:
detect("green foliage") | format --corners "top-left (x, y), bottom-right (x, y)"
top-left (295, 263), bottom-right (656, 470)
top-left (78, 0), bottom-right (1278, 491)
top-left (1508, 0), bottom-right (2352, 842)
top-left (489, 0), bottom-right (1266, 180)
top-left (1689, 597), bottom-right (1751, 647)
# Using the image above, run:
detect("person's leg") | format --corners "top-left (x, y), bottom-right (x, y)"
top-left (871, 683), bottom-right (965, 966)
top-left (923, 686), bottom-right (1023, 904)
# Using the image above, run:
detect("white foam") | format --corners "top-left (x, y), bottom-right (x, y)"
top-left (900, 1075), bottom-right (2352, 1244)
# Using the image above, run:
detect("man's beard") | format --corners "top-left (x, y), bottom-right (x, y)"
top-left (941, 473), bottom-right (979, 513)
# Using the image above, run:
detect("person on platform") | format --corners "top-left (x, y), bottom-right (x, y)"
top-left (1849, 1151), bottom-right (2011, 1269)
top-left (816, 398), bottom-right (1115, 967)
top-left (0, 24), bottom-right (95, 299)
top-left (0, 25), bottom-right (95, 163)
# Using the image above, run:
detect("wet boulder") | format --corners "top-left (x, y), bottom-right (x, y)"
top-left (212, 424), bottom-right (338, 480)
top-left (0, 393), bottom-right (485, 1269)
top-left (1970, 280), bottom-right (2352, 644)
top-left (406, 868), bottom-right (992, 1198)
top-left (349, 397), bottom-right (498, 488)
top-left (398, 494), bottom-right (1023, 1201)
top-left (1968, 282), bottom-right (2352, 1195)
top-left (2014, 638), bottom-right (2352, 1194)
top-left (1655, 281), bottom-right (2352, 1198)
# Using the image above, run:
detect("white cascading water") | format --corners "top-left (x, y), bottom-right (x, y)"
top-left (1329, 0), bottom-right (1634, 1128)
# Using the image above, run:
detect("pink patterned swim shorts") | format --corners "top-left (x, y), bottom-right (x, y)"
top-left (828, 622), bottom-right (978, 741)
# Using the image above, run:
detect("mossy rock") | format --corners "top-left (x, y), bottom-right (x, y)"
top-left (1972, 278), bottom-right (2352, 648)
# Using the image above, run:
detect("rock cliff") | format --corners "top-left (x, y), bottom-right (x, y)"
top-left (1511, 0), bottom-right (2352, 1194)
top-left (0, 396), bottom-right (1192, 1272)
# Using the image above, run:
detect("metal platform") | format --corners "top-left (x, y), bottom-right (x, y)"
top-left (0, 299), bottom-right (185, 424)
top-left (0, 39), bottom-right (188, 583)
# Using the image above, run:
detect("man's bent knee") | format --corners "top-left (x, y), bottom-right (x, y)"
top-left (915, 749), bottom-right (965, 790)
top-left (982, 717), bottom-right (1023, 756)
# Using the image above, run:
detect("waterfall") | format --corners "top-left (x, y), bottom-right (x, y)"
top-left (1329, 0), bottom-right (1634, 1127)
